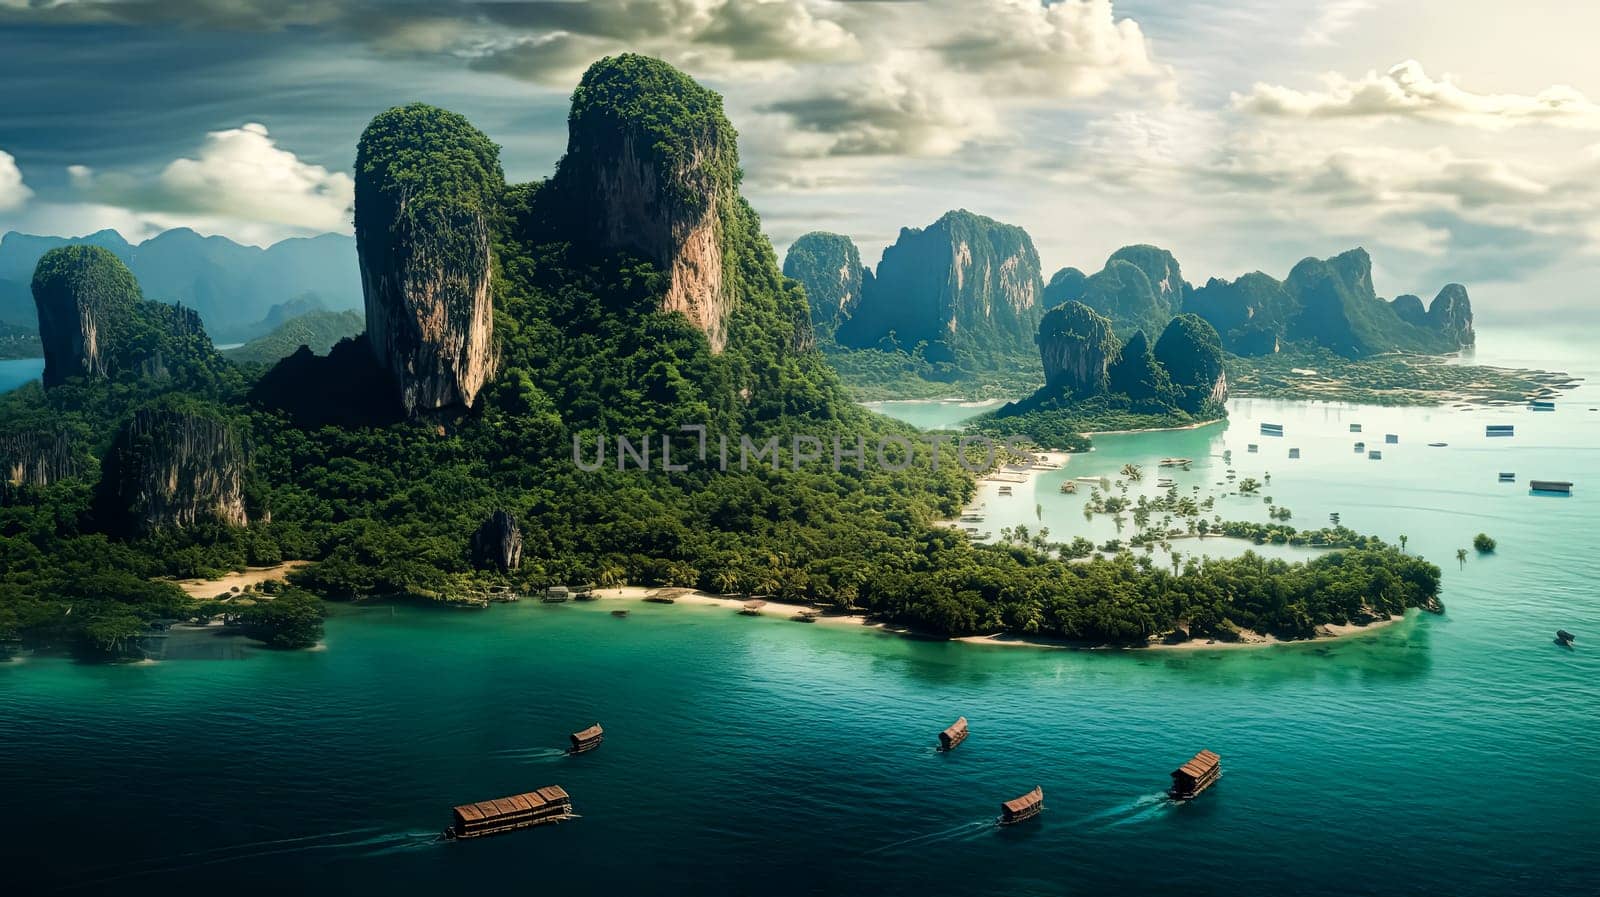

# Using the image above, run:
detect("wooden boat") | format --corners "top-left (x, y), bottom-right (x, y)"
top-left (609, 609), bottom-right (629, 618)
top-left (938, 716), bottom-right (969, 751)
top-left (1158, 457), bottom-right (1191, 467)
top-left (999, 786), bottom-right (1043, 825)
top-left (739, 600), bottom-right (767, 616)
top-left (444, 786), bottom-right (573, 840)
top-left (1169, 750), bottom-right (1222, 800)
top-left (569, 724), bottom-right (604, 755)
top-left (1428, 442), bottom-right (1448, 447)
top-left (1556, 629), bottom-right (1576, 645)
top-left (1059, 482), bottom-right (1077, 494)
top-left (1530, 480), bottom-right (1573, 494)
top-left (791, 609), bottom-right (820, 623)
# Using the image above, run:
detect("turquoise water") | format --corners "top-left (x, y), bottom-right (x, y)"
top-left (4, 327), bottom-right (1599, 894)
top-left (0, 356), bottom-right (43, 393)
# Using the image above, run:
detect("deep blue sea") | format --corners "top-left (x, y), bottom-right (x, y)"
top-left (3, 327), bottom-right (1598, 895)
top-left (0, 356), bottom-right (43, 394)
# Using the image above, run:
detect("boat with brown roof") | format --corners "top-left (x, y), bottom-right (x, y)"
top-left (1169, 750), bottom-right (1222, 800)
top-left (444, 786), bottom-right (573, 840)
top-left (999, 786), bottom-right (1043, 825)
top-left (569, 724), bottom-right (604, 755)
top-left (937, 716), bottom-right (968, 751)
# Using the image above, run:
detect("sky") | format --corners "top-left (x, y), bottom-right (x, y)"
top-left (1, 0), bottom-right (1597, 324)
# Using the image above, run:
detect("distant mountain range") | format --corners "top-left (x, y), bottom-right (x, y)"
top-left (0, 227), bottom-right (360, 342)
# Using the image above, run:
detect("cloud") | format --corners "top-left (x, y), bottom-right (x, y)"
top-left (756, 0), bottom-right (1171, 158)
top-left (1298, 0), bottom-right (1378, 47)
top-left (69, 123), bottom-right (353, 234)
top-left (0, 149), bottom-right (31, 212)
top-left (759, 54), bottom-right (1002, 158)
top-left (1233, 60), bottom-right (1600, 129)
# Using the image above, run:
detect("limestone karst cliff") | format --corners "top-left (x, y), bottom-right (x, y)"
top-left (835, 209), bottom-right (1044, 361)
top-left (94, 405), bottom-right (250, 534)
top-left (551, 55), bottom-right (741, 352)
top-left (355, 104), bottom-right (502, 416)
top-left (783, 232), bottom-right (865, 338)
top-left (32, 245), bottom-right (142, 387)
top-left (1037, 301), bottom-right (1119, 396)
top-left (1, 428), bottom-right (82, 489)
top-left (1427, 284), bottom-right (1474, 347)
top-left (470, 510), bottom-right (524, 574)
top-left (1153, 314), bottom-right (1228, 412)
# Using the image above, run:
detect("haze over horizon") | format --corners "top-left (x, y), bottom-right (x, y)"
top-left (2, 1), bottom-right (1598, 324)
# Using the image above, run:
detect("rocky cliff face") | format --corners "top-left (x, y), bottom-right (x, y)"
top-left (355, 104), bottom-right (502, 416)
top-left (1107, 245), bottom-right (1186, 309)
top-left (95, 406), bottom-right (249, 534)
top-left (470, 510), bottom-right (524, 573)
top-left (836, 209), bottom-right (1043, 358)
top-left (1428, 284), bottom-right (1474, 347)
top-left (783, 232), bottom-right (864, 337)
top-left (32, 245), bottom-right (142, 387)
top-left (1153, 314), bottom-right (1227, 412)
top-left (1390, 293), bottom-right (1427, 327)
top-left (1184, 271), bottom-right (1295, 356)
top-left (2, 429), bottom-right (81, 488)
top-left (1037, 301), bottom-right (1119, 395)
top-left (554, 55), bottom-right (740, 353)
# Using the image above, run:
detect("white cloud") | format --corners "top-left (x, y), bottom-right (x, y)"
top-left (1233, 59), bottom-right (1600, 129)
top-left (69, 123), bottom-right (353, 237)
top-left (1299, 0), bottom-right (1378, 47)
top-left (0, 149), bottom-right (32, 212)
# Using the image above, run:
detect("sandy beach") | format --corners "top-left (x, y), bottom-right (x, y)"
top-left (1080, 418), bottom-right (1226, 437)
top-left (589, 584), bottom-right (1412, 651)
top-left (170, 561), bottom-right (309, 599)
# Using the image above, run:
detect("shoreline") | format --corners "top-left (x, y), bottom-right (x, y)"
top-left (1080, 417), bottom-right (1226, 437)
top-left (168, 561), bottom-right (309, 599)
top-left (582, 585), bottom-right (1417, 652)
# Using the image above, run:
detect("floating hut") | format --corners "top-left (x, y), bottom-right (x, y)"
top-left (1260, 423), bottom-right (1284, 437)
top-left (999, 787), bottom-right (1044, 825)
top-left (1531, 400), bottom-right (1556, 411)
top-left (1247, 444), bottom-right (1258, 453)
top-left (1169, 750), bottom-right (1222, 800)
top-left (445, 786), bottom-right (573, 840)
top-left (1350, 423), bottom-right (1363, 432)
top-left (1369, 450), bottom-right (1383, 460)
top-left (1499, 472), bottom-right (1516, 482)
top-left (1556, 629), bottom-right (1576, 645)
top-left (1487, 425), bottom-right (1515, 437)
top-left (1385, 434), bottom-right (1399, 444)
top-left (569, 724), bottom-right (604, 755)
top-left (938, 717), bottom-right (969, 751)
top-left (573, 588), bottom-right (598, 602)
top-left (1159, 458), bottom-right (1191, 467)
top-left (541, 586), bottom-right (570, 604)
top-left (1288, 448), bottom-right (1301, 459)
top-left (1530, 480), bottom-right (1573, 494)
top-left (1059, 482), bottom-right (1077, 494)
top-left (739, 600), bottom-right (767, 617)
top-left (1353, 442), bottom-right (1366, 452)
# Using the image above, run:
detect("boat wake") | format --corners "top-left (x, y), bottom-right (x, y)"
top-left (49, 826), bottom-right (434, 892)
top-left (1083, 793), bottom-right (1172, 829)
top-left (862, 819), bottom-right (994, 855)
top-left (490, 746), bottom-right (571, 763)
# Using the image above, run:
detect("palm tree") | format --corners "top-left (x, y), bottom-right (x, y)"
top-left (1122, 463), bottom-right (1144, 481)
top-left (1169, 550), bottom-right (1182, 575)
top-left (1456, 548), bottom-right (1468, 569)
top-left (597, 564), bottom-right (624, 593)
top-left (1399, 534), bottom-right (1409, 555)
top-left (714, 569), bottom-right (740, 597)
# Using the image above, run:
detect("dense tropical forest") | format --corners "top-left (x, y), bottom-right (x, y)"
top-left (0, 55), bottom-right (1442, 659)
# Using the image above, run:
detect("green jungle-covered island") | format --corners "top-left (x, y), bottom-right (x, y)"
top-left (0, 55), bottom-right (1444, 660)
